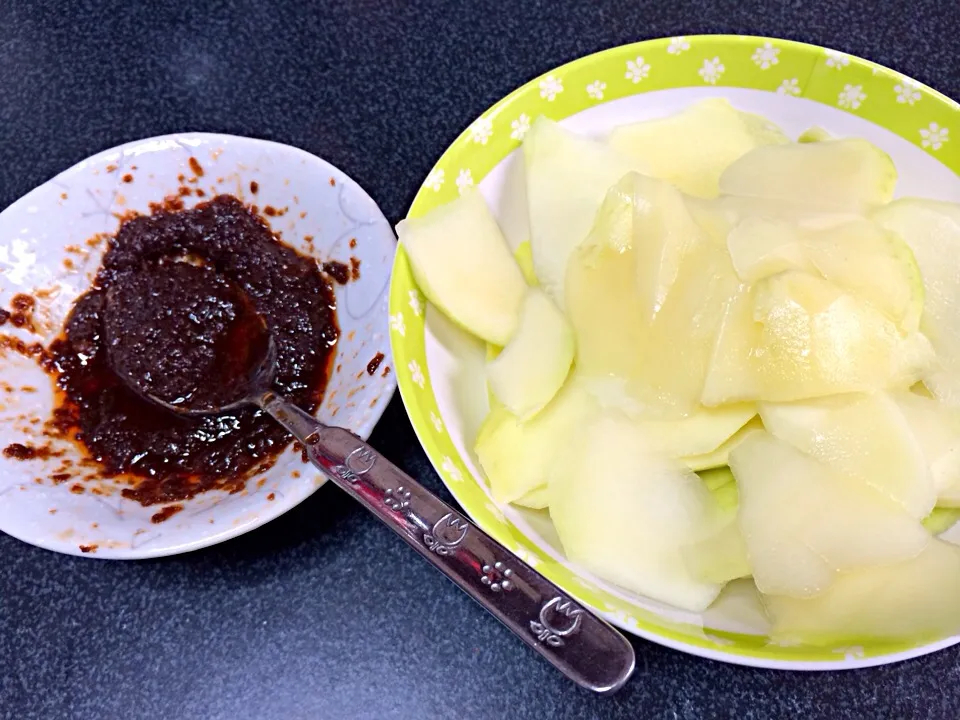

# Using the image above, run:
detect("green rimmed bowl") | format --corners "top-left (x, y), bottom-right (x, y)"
top-left (389, 35), bottom-right (960, 669)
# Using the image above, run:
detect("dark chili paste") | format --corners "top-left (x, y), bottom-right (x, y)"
top-left (104, 262), bottom-right (272, 412)
top-left (47, 194), bottom-right (338, 506)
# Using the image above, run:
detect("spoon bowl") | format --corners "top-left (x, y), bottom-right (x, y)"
top-left (102, 263), bottom-right (279, 416)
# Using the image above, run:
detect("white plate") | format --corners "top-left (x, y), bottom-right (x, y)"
top-left (0, 133), bottom-right (397, 558)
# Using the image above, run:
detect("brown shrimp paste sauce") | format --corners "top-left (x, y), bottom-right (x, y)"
top-left (48, 195), bottom-right (338, 505)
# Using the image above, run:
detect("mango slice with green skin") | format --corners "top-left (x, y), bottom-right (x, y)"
top-left (513, 485), bottom-right (549, 510)
top-left (726, 216), bottom-right (923, 333)
top-left (874, 199), bottom-right (960, 407)
top-left (683, 470), bottom-right (750, 586)
top-left (567, 174), bottom-right (739, 417)
top-left (797, 126), bottom-right (833, 143)
top-left (487, 289), bottom-right (574, 420)
top-left (803, 218), bottom-right (924, 333)
top-left (549, 413), bottom-right (724, 612)
top-left (513, 240), bottom-right (538, 287)
top-left (397, 189), bottom-right (526, 345)
top-left (765, 539), bottom-right (960, 645)
top-left (609, 97), bottom-right (788, 198)
top-left (720, 138), bottom-right (897, 211)
top-left (760, 393), bottom-right (936, 519)
top-left (729, 431), bottom-right (929, 599)
top-left (726, 216), bottom-right (812, 283)
top-left (892, 390), bottom-right (960, 507)
top-left (682, 417), bottom-right (764, 471)
top-left (751, 271), bottom-right (933, 402)
top-left (523, 117), bottom-right (644, 306)
top-left (923, 507), bottom-right (960, 535)
top-left (474, 378), bottom-right (598, 504)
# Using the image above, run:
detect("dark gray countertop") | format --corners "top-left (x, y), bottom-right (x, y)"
top-left (1, 1), bottom-right (959, 718)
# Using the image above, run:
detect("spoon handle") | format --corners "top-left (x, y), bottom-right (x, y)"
top-left (261, 393), bottom-right (635, 694)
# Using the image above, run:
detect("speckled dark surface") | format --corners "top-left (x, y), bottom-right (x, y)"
top-left (1, 1), bottom-right (959, 718)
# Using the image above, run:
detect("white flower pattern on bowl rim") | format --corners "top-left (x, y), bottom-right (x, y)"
top-left (510, 113), bottom-right (531, 141)
top-left (825, 49), bottom-right (850, 69)
top-left (455, 168), bottom-right (474, 194)
top-left (920, 122), bottom-right (949, 150)
top-left (538, 75), bottom-right (564, 101)
top-left (751, 42), bottom-right (780, 69)
top-left (698, 57), bottom-right (725, 85)
top-left (423, 168), bottom-right (445, 191)
top-left (407, 289), bottom-right (423, 317)
top-left (777, 78), bottom-right (801, 96)
top-left (895, 77), bottom-right (922, 106)
top-left (667, 37), bottom-right (690, 55)
top-left (469, 117), bottom-right (493, 145)
top-left (838, 83), bottom-right (867, 110)
top-left (625, 57), bottom-right (650, 83)
top-left (586, 80), bottom-right (606, 100)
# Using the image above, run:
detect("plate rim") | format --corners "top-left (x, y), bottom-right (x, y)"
top-left (388, 34), bottom-right (960, 668)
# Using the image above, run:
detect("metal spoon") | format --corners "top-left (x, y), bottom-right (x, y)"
top-left (105, 289), bottom-right (636, 694)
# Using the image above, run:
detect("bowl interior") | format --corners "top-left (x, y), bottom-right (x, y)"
top-left (0, 133), bottom-right (397, 558)
top-left (390, 36), bottom-right (960, 668)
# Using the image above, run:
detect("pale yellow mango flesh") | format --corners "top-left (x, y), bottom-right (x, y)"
top-left (610, 97), bottom-right (787, 198)
top-left (875, 200), bottom-right (960, 406)
top-left (513, 240), bottom-right (538, 286)
top-left (726, 216), bottom-right (811, 284)
top-left (683, 519), bottom-right (752, 585)
top-left (751, 272), bottom-right (933, 402)
top-left (726, 216), bottom-right (924, 333)
top-left (513, 485), bottom-right (549, 510)
top-left (549, 413), bottom-right (724, 611)
top-left (474, 379), bottom-right (597, 504)
top-left (566, 174), bottom-right (739, 417)
top-left (893, 391), bottom-right (960, 506)
top-left (719, 138), bottom-right (897, 211)
top-left (730, 431), bottom-right (928, 598)
top-left (398, 189), bottom-right (526, 345)
top-left (523, 117), bottom-right (644, 306)
top-left (759, 393), bottom-right (936, 519)
top-left (486, 289), bottom-right (574, 420)
top-left (803, 218), bottom-right (924, 333)
top-left (766, 539), bottom-right (960, 645)
top-left (682, 417), bottom-right (764, 471)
